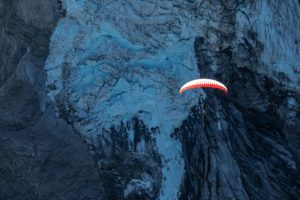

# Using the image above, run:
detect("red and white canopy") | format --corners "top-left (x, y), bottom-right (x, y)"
top-left (179, 79), bottom-right (228, 94)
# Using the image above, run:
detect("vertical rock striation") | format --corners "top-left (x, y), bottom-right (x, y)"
top-left (179, 0), bottom-right (300, 199)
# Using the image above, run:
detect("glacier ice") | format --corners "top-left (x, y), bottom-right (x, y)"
top-left (45, 0), bottom-right (206, 199)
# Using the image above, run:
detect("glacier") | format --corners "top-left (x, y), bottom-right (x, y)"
top-left (45, 0), bottom-right (208, 199)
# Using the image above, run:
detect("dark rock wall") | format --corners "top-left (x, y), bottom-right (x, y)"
top-left (178, 1), bottom-right (299, 199)
top-left (0, 1), bottom-right (103, 199)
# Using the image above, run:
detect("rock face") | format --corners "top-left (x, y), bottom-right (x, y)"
top-left (0, 1), bottom-right (103, 199)
top-left (0, 0), bottom-right (299, 200)
top-left (178, 1), bottom-right (300, 199)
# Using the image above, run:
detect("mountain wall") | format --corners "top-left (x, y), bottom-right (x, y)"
top-left (0, 0), bottom-right (299, 199)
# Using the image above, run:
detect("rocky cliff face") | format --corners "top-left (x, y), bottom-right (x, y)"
top-left (0, 1), bottom-right (103, 199)
top-left (179, 1), bottom-right (300, 199)
top-left (0, 0), bottom-right (299, 200)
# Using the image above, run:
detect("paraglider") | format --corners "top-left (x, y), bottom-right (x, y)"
top-left (179, 79), bottom-right (228, 94)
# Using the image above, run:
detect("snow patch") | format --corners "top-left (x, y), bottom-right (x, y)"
top-left (124, 175), bottom-right (154, 198)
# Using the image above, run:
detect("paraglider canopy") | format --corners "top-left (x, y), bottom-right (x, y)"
top-left (179, 79), bottom-right (228, 94)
